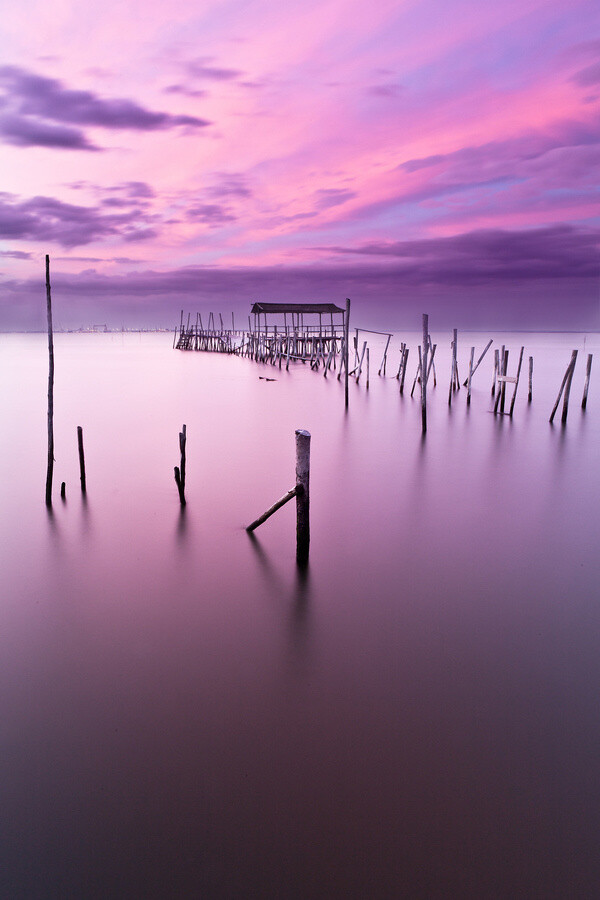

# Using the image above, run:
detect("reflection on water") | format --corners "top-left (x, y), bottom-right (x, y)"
top-left (1, 330), bottom-right (600, 898)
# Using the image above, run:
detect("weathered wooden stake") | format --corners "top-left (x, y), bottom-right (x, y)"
top-left (492, 348), bottom-right (499, 396)
top-left (378, 334), bottom-right (391, 376)
top-left (60, 482), bottom-right (66, 500)
top-left (344, 298), bottom-right (350, 409)
top-left (582, 354), bottom-right (592, 409)
top-left (246, 486), bottom-right (299, 531)
top-left (561, 351), bottom-right (577, 424)
top-left (550, 351), bottom-right (577, 423)
top-left (509, 346), bottom-right (524, 417)
top-left (422, 314), bottom-right (429, 433)
top-left (466, 346), bottom-right (475, 405)
top-left (45, 254), bottom-right (55, 506)
top-left (295, 429), bottom-right (310, 565)
top-left (528, 356), bottom-right (533, 402)
top-left (366, 347), bottom-right (370, 389)
top-left (463, 339), bottom-right (492, 386)
top-left (174, 424), bottom-right (187, 504)
top-left (77, 425), bottom-right (87, 493)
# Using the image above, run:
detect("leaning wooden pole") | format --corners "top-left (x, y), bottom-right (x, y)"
top-left (582, 354), bottom-right (592, 409)
top-left (77, 425), bottom-right (86, 493)
top-left (174, 424), bottom-right (187, 505)
top-left (550, 351), bottom-right (577, 424)
top-left (422, 313), bottom-right (429, 433)
top-left (45, 254), bottom-right (55, 506)
top-left (295, 429), bottom-right (311, 565)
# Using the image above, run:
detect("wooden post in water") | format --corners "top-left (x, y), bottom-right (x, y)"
top-left (466, 346), bottom-right (475, 405)
top-left (174, 424), bottom-right (187, 505)
top-left (77, 426), bottom-right (87, 493)
top-left (509, 346), bottom-right (524, 417)
top-left (295, 429), bottom-right (310, 565)
top-left (528, 356), bottom-right (533, 402)
top-left (378, 334), bottom-right (391, 376)
top-left (344, 298), bottom-right (350, 409)
top-left (550, 351), bottom-right (577, 424)
top-left (60, 482), bottom-right (66, 500)
top-left (448, 328), bottom-right (458, 405)
top-left (45, 254), bottom-right (55, 506)
top-left (561, 351), bottom-right (577, 423)
top-left (366, 348), bottom-right (370, 389)
top-left (422, 314), bottom-right (429, 433)
top-left (582, 354), bottom-right (592, 409)
top-left (463, 339), bottom-right (492, 387)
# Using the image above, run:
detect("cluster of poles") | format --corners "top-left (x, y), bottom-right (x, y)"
top-left (43, 259), bottom-right (594, 527)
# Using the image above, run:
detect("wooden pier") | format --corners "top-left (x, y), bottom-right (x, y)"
top-left (175, 302), bottom-right (347, 371)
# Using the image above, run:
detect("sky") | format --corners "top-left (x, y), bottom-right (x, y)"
top-left (1, 0), bottom-right (599, 330)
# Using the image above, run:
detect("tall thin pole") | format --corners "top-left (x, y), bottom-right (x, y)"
top-left (295, 429), bottom-right (311, 565)
top-left (45, 255), bottom-right (55, 506)
top-left (422, 313), bottom-right (429, 433)
top-left (77, 426), bottom-right (87, 493)
top-left (344, 298), bottom-right (351, 409)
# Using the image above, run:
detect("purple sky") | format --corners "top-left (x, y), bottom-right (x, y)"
top-left (1, 0), bottom-right (599, 329)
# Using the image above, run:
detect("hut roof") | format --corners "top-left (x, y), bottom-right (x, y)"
top-left (251, 302), bottom-right (345, 315)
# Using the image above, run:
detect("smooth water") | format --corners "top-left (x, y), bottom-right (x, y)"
top-left (1, 331), bottom-right (599, 898)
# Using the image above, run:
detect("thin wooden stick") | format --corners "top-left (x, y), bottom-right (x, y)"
top-left (582, 353), bottom-right (592, 409)
top-left (77, 425), bottom-right (86, 493)
top-left (426, 343), bottom-right (437, 386)
top-left (399, 347), bottom-right (409, 393)
top-left (509, 346), bottom-right (524, 417)
top-left (561, 350), bottom-right (577, 423)
top-left (45, 254), bottom-right (55, 507)
top-left (463, 339), bottom-right (492, 386)
top-left (295, 429), bottom-right (310, 565)
top-left (466, 346), bottom-right (474, 405)
top-left (550, 351), bottom-right (577, 423)
top-left (366, 347), bottom-right (370, 389)
top-left (378, 334), bottom-right (391, 376)
top-left (528, 356), bottom-right (533, 403)
top-left (246, 485), bottom-right (298, 532)
top-left (491, 348), bottom-right (499, 396)
top-left (174, 424), bottom-right (187, 505)
top-left (344, 298), bottom-right (350, 409)
top-left (422, 314), bottom-right (428, 433)
top-left (411, 346), bottom-right (422, 397)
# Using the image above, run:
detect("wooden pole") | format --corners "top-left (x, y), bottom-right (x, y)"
top-left (344, 298), bottom-right (350, 409)
top-left (561, 350), bottom-right (577, 424)
top-left (550, 351), bottom-right (577, 423)
top-left (174, 424), bottom-right (187, 505)
top-left (60, 482), bottom-right (66, 500)
top-left (45, 254), bottom-right (55, 507)
top-left (463, 339), bottom-right (492, 386)
top-left (246, 486), bottom-right (298, 532)
top-left (422, 314), bottom-right (428, 433)
top-left (399, 347), bottom-right (409, 393)
top-left (508, 346), bottom-right (524, 417)
top-left (466, 346), bottom-right (475, 405)
top-left (295, 429), bottom-right (310, 564)
top-left (378, 334), bottom-right (391, 376)
top-left (366, 347), bottom-right (370, 389)
top-left (582, 354), bottom-right (592, 409)
top-left (77, 425), bottom-right (86, 493)
top-left (528, 356), bottom-right (533, 403)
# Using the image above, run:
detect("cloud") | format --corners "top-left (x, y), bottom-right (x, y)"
top-left (314, 188), bottom-right (357, 210)
top-left (186, 58), bottom-right (243, 81)
top-left (0, 66), bottom-right (211, 150)
top-left (367, 83), bottom-right (403, 98)
top-left (315, 225), bottom-right (600, 282)
top-left (0, 192), bottom-right (158, 247)
top-left (570, 61), bottom-right (600, 86)
top-left (0, 113), bottom-right (99, 150)
top-left (206, 174), bottom-right (253, 199)
top-left (186, 204), bottom-right (237, 225)
top-left (164, 84), bottom-right (207, 98)
top-left (0, 249), bottom-right (32, 259)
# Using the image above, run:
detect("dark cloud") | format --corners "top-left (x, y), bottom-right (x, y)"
top-left (570, 61), bottom-right (600, 86)
top-left (315, 225), bottom-right (600, 282)
top-left (186, 58), bottom-right (243, 81)
top-left (186, 204), bottom-right (237, 225)
top-left (0, 249), bottom-right (32, 259)
top-left (367, 83), bottom-right (403, 97)
top-left (164, 84), bottom-right (207, 98)
top-left (0, 192), bottom-right (158, 247)
top-left (314, 188), bottom-right (357, 210)
top-left (206, 174), bottom-right (253, 199)
top-left (0, 113), bottom-right (99, 150)
top-left (0, 66), bottom-right (211, 150)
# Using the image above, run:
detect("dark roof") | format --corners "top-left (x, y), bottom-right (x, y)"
top-left (251, 302), bottom-right (345, 315)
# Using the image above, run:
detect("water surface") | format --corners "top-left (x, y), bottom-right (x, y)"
top-left (1, 330), bottom-right (599, 898)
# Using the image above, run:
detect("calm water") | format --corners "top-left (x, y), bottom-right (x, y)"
top-left (1, 330), bottom-right (599, 898)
